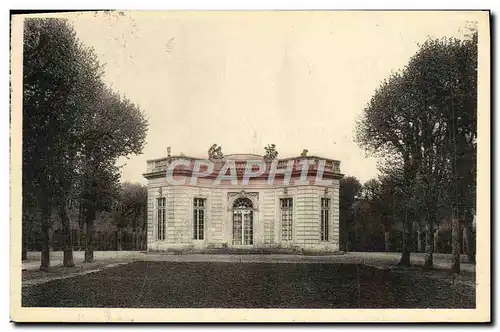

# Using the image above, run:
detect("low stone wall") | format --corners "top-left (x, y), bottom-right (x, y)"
top-left (147, 242), bottom-right (340, 255)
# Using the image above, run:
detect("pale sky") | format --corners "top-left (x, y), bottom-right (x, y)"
top-left (66, 11), bottom-right (473, 185)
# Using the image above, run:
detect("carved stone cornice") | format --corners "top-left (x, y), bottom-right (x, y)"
top-left (227, 190), bottom-right (259, 211)
top-left (227, 189), bottom-right (258, 200)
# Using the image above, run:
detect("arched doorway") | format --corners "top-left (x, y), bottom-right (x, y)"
top-left (232, 197), bottom-right (253, 245)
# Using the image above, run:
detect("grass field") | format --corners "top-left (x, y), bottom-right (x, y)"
top-left (22, 262), bottom-right (475, 308)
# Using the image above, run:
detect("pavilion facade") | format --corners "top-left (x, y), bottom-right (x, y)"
top-left (143, 152), bottom-right (343, 252)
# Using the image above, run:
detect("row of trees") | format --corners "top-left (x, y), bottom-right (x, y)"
top-left (339, 175), bottom-right (475, 255)
top-left (354, 31), bottom-right (477, 273)
top-left (22, 18), bottom-right (148, 270)
top-left (24, 182), bottom-right (148, 253)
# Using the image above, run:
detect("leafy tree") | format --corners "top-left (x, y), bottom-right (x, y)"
top-left (111, 182), bottom-right (147, 250)
top-left (377, 173), bottom-right (402, 252)
top-left (78, 89), bottom-right (148, 263)
top-left (358, 176), bottom-right (402, 252)
top-left (22, 190), bottom-right (39, 260)
top-left (356, 31), bottom-right (477, 271)
top-left (23, 18), bottom-right (148, 268)
top-left (354, 181), bottom-right (382, 251)
top-left (350, 177), bottom-right (400, 252)
top-left (403, 34), bottom-right (477, 271)
top-left (339, 176), bottom-right (362, 251)
top-left (356, 71), bottom-right (421, 266)
top-left (23, 18), bottom-right (103, 269)
top-left (443, 33), bottom-right (477, 268)
top-left (112, 182), bottom-right (147, 229)
top-left (360, 179), bottom-right (380, 201)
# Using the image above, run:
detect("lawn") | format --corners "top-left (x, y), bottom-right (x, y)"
top-left (22, 262), bottom-right (475, 308)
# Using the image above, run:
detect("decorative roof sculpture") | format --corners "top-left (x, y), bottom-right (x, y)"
top-left (208, 143), bottom-right (224, 160)
top-left (264, 144), bottom-right (278, 161)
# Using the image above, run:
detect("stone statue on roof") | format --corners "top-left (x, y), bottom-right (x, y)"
top-left (264, 144), bottom-right (278, 161)
top-left (208, 144), bottom-right (223, 160)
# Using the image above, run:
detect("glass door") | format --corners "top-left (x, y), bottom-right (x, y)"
top-left (233, 211), bottom-right (243, 245)
top-left (243, 211), bottom-right (253, 245)
top-left (232, 197), bottom-right (254, 246)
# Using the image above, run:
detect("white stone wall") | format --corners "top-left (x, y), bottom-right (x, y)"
top-left (146, 177), bottom-right (340, 252)
top-left (261, 188), bottom-right (276, 245)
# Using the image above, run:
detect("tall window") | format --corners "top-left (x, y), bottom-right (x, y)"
top-left (157, 197), bottom-right (166, 240)
top-left (280, 198), bottom-right (293, 241)
top-left (321, 198), bottom-right (330, 241)
top-left (193, 198), bottom-right (206, 240)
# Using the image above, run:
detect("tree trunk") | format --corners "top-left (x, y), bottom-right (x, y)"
top-left (339, 218), bottom-right (346, 251)
top-left (399, 243), bottom-right (411, 266)
top-left (60, 200), bottom-right (75, 267)
top-left (22, 223), bottom-right (28, 261)
top-left (451, 215), bottom-right (461, 274)
top-left (22, 245), bottom-right (27, 261)
top-left (462, 225), bottom-right (466, 255)
top-left (40, 207), bottom-right (51, 271)
top-left (384, 231), bottom-right (390, 252)
top-left (433, 228), bottom-right (439, 253)
top-left (354, 227), bottom-right (359, 252)
top-left (399, 216), bottom-right (411, 266)
top-left (361, 229), bottom-right (366, 251)
top-left (117, 229), bottom-right (122, 251)
top-left (464, 216), bottom-right (475, 264)
top-left (423, 221), bottom-right (434, 270)
top-left (417, 228), bottom-right (423, 253)
top-left (84, 209), bottom-right (95, 263)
